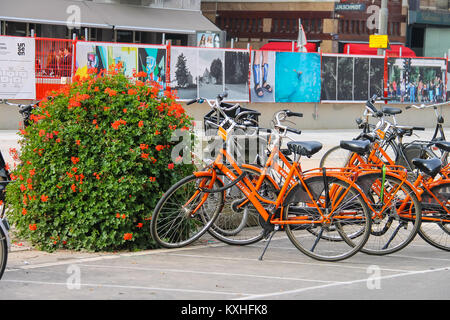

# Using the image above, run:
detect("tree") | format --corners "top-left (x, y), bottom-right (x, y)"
top-left (175, 53), bottom-right (190, 87)
top-left (209, 58), bottom-right (223, 85)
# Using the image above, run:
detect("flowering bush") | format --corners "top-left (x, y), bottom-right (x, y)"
top-left (6, 65), bottom-right (194, 252)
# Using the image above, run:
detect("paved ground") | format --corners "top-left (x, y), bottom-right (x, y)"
top-left (1, 129), bottom-right (449, 303)
top-left (1, 233), bottom-right (449, 301)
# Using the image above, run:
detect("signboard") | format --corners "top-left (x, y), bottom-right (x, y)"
top-left (335, 3), bottom-right (366, 11)
top-left (197, 31), bottom-right (221, 48)
top-left (0, 36), bottom-right (36, 99)
top-left (369, 35), bottom-right (389, 49)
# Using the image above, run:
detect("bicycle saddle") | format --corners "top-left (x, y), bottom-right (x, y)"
top-left (340, 140), bottom-right (371, 155)
top-left (287, 141), bottom-right (322, 158)
top-left (382, 107), bottom-right (402, 115)
top-left (411, 158), bottom-right (442, 178)
top-left (434, 141), bottom-right (450, 152)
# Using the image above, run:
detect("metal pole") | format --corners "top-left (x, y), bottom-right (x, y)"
top-left (378, 0), bottom-right (388, 56)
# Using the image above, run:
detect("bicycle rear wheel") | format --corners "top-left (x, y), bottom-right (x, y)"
top-left (419, 182), bottom-right (450, 251)
top-left (283, 176), bottom-right (371, 262)
top-left (357, 173), bottom-right (422, 255)
top-left (150, 174), bottom-right (223, 248)
top-left (319, 146), bottom-right (353, 168)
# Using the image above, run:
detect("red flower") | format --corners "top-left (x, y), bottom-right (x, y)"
top-left (111, 119), bottom-right (126, 130)
top-left (155, 145), bottom-right (164, 152)
top-left (141, 153), bottom-right (149, 159)
top-left (139, 144), bottom-right (148, 150)
top-left (29, 224), bottom-right (37, 231)
top-left (168, 163), bottom-right (174, 170)
top-left (104, 87), bottom-right (117, 97)
top-left (71, 184), bottom-right (77, 192)
top-left (71, 157), bottom-right (80, 165)
top-left (22, 208), bottom-right (27, 216)
top-left (40, 195), bottom-right (49, 202)
top-left (136, 223), bottom-right (143, 228)
top-left (123, 233), bottom-right (133, 241)
top-left (138, 120), bottom-right (144, 128)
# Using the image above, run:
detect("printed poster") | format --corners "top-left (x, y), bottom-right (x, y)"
top-left (0, 36), bottom-right (36, 99)
top-left (275, 52), bottom-right (321, 103)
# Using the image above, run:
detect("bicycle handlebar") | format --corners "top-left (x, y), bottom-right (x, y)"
top-left (2, 99), bottom-right (38, 114)
top-left (406, 101), bottom-right (450, 110)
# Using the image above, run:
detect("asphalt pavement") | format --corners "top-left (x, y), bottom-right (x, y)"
top-left (0, 128), bottom-right (449, 303)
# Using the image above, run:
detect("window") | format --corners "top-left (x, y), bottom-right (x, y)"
top-left (5, 21), bottom-right (27, 37)
top-left (116, 30), bottom-right (133, 43)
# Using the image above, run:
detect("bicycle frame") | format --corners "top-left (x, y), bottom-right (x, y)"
top-left (192, 112), bottom-right (370, 227)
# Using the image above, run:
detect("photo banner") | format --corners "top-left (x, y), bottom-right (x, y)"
top-left (321, 54), bottom-right (384, 102)
top-left (0, 36), bottom-right (36, 99)
top-left (170, 46), bottom-right (250, 102)
top-left (75, 41), bottom-right (166, 90)
top-left (387, 57), bottom-right (447, 104)
top-left (275, 52), bottom-right (321, 103)
top-left (250, 50), bottom-right (276, 102)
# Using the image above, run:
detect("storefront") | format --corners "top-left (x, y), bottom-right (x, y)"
top-left (408, 9), bottom-right (450, 57)
top-left (0, 0), bottom-right (222, 46)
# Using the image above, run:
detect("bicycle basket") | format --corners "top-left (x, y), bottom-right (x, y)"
top-left (203, 103), bottom-right (260, 134)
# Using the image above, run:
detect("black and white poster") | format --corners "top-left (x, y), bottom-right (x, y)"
top-left (224, 50), bottom-right (250, 102)
top-left (170, 46), bottom-right (199, 100)
top-left (198, 48), bottom-right (225, 100)
top-left (321, 54), bottom-right (384, 102)
top-left (320, 55), bottom-right (337, 101)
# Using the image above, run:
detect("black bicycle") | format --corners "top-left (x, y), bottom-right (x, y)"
top-left (0, 99), bottom-right (37, 280)
top-left (404, 102), bottom-right (449, 166)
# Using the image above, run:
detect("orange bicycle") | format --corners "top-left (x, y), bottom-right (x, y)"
top-left (150, 96), bottom-right (373, 262)
top-left (326, 101), bottom-right (450, 252)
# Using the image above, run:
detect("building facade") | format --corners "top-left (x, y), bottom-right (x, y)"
top-left (201, 0), bottom-right (409, 53)
top-left (0, 0), bottom-right (218, 46)
top-left (407, 0), bottom-right (450, 57)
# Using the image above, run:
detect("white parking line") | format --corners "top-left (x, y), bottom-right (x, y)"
top-left (1, 279), bottom-right (252, 297)
top-left (77, 263), bottom-right (340, 284)
top-left (5, 243), bottom-right (226, 272)
top-left (165, 253), bottom-right (415, 273)
top-left (235, 265), bottom-right (450, 300)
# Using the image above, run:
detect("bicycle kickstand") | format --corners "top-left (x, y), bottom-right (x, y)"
top-left (258, 225), bottom-right (280, 261)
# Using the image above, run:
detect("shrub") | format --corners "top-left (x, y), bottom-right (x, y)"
top-left (6, 64), bottom-right (195, 252)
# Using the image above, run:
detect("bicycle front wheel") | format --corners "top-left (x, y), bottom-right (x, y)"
top-left (0, 227), bottom-right (7, 280)
top-left (419, 182), bottom-right (450, 251)
top-left (283, 176), bottom-right (371, 262)
top-left (150, 174), bottom-right (223, 248)
top-left (207, 166), bottom-right (279, 245)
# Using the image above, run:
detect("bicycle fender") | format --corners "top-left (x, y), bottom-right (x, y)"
top-left (0, 218), bottom-right (11, 250)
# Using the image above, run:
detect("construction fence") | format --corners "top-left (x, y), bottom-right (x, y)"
top-left (0, 35), bottom-right (448, 104)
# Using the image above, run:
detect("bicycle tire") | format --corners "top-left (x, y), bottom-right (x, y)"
top-left (319, 145), bottom-right (353, 168)
top-left (356, 173), bottom-right (422, 255)
top-left (150, 174), bottom-right (223, 248)
top-left (283, 176), bottom-right (372, 262)
top-left (0, 227), bottom-right (7, 280)
top-left (419, 182), bottom-right (450, 251)
top-left (207, 166), bottom-right (279, 246)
